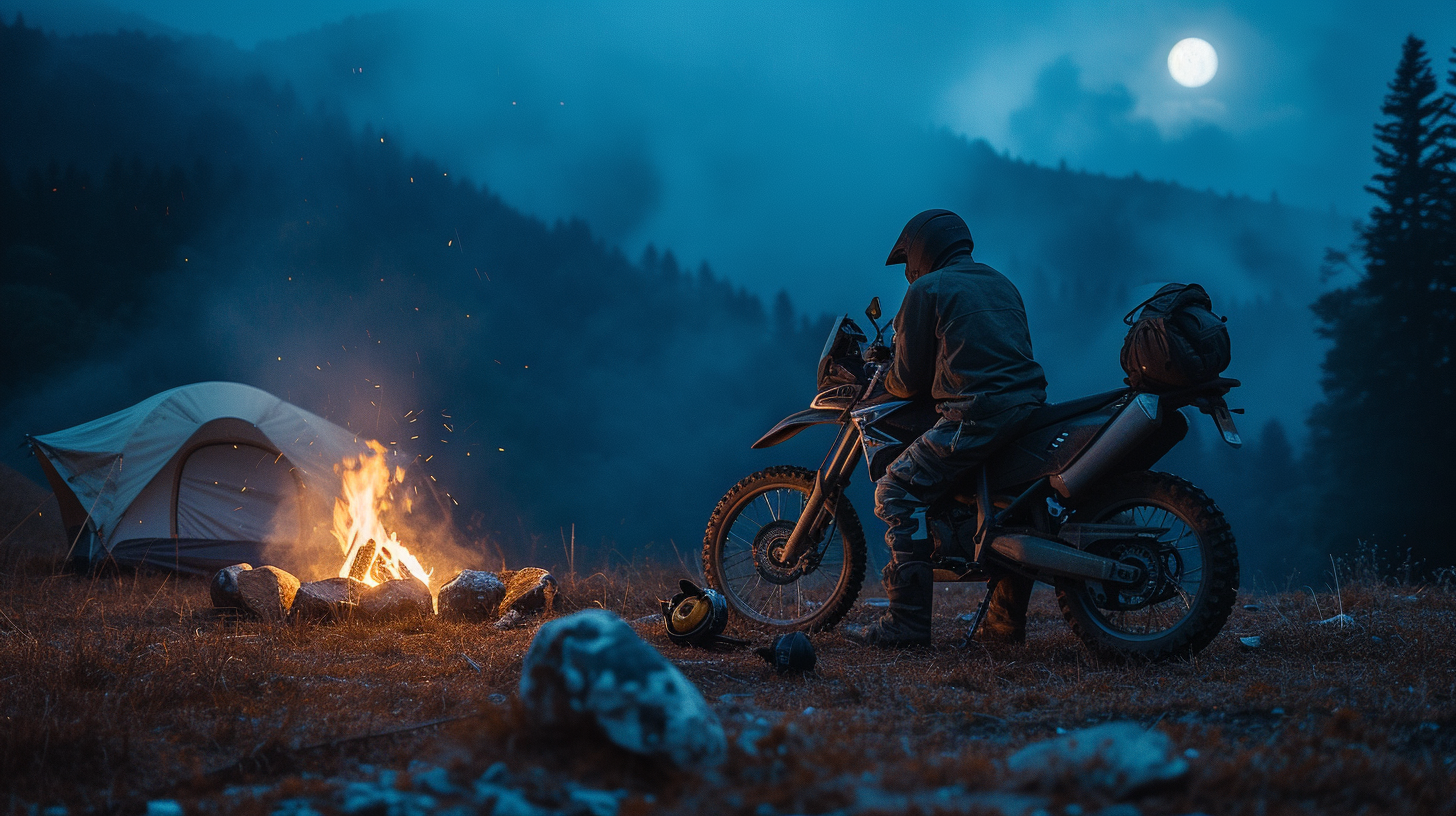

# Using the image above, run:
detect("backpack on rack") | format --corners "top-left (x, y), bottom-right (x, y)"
top-left (1119, 283), bottom-right (1231, 392)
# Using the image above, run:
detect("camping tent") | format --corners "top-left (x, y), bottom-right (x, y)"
top-left (28, 382), bottom-right (371, 575)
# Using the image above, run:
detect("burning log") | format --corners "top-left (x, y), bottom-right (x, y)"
top-left (234, 566), bottom-right (301, 621)
top-left (333, 441), bottom-right (432, 588)
top-left (438, 570), bottom-right (507, 622)
top-left (344, 539), bottom-right (378, 584)
top-left (210, 563), bottom-right (253, 613)
top-left (358, 578), bottom-right (434, 622)
top-left (292, 577), bottom-right (368, 622)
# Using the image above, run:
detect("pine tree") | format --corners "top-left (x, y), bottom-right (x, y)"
top-left (1308, 35), bottom-right (1456, 569)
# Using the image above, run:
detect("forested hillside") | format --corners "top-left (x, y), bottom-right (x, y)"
top-left (0, 17), bottom-right (1350, 578)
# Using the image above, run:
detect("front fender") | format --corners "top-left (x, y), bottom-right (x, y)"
top-left (751, 408), bottom-right (842, 449)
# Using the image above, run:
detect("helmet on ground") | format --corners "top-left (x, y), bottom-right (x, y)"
top-left (661, 579), bottom-right (729, 647)
top-left (885, 209), bottom-right (974, 283)
top-left (754, 631), bottom-right (817, 675)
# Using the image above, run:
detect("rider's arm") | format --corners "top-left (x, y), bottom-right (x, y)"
top-left (885, 283), bottom-right (934, 399)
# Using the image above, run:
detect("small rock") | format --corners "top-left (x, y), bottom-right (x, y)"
top-left (1092, 805), bottom-right (1141, 816)
top-left (497, 568), bottom-right (558, 623)
top-left (493, 608), bottom-right (525, 630)
top-left (862, 598), bottom-right (890, 608)
top-left (568, 787), bottom-right (625, 816)
top-left (292, 577), bottom-right (368, 622)
top-left (1241, 604), bottom-right (1261, 611)
top-left (337, 781), bottom-right (435, 816)
top-left (1006, 722), bottom-right (1189, 798)
top-left (270, 799), bottom-right (323, 816)
top-left (438, 570), bottom-right (507, 621)
top-left (234, 566), bottom-right (300, 621)
top-left (519, 609), bottom-right (727, 770)
top-left (1317, 613), bottom-right (1356, 627)
top-left (210, 563), bottom-right (253, 612)
top-left (358, 578), bottom-right (434, 621)
top-left (1238, 636), bottom-right (1262, 649)
top-left (472, 777), bottom-right (546, 816)
top-left (409, 765), bottom-right (457, 796)
top-left (145, 802), bottom-right (184, 816)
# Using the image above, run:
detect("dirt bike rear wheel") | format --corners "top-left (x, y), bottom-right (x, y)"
top-left (703, 466), bottom-right (866, 632)
top-left (1055, 470), bottom-right (1239, 662)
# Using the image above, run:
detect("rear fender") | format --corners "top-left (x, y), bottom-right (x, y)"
top-left (751, 408), bottom-right (843, 449)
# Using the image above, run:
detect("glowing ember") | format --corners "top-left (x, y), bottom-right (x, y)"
top-left (333, 440), bottom-right (432, 587)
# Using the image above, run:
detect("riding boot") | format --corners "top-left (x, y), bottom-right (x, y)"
top-left (977, 573), bottom-right (1034, 644)
top-left (843, 560), bottom-right (934, 647)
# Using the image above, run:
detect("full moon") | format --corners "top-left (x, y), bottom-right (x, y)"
top-left (1168, 38), bottom-right (1218, 87)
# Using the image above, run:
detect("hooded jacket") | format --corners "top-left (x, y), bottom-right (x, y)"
top-left (885, 253), bottom-right (1048, 418)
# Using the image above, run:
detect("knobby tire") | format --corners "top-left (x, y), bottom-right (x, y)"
top-left (703, 466), bottom-right (867, 632)
top-left (1055, 470), bottom-right (1239, 662)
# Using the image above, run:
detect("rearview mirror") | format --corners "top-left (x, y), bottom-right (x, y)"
top-left (866, 297), bottom-right (881, 322)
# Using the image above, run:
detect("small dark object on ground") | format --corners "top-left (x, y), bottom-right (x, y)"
top-left (754, 631), bottom-right (817, 675)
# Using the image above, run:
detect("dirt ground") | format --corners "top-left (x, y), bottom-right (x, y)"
top-left (2, 471), bottom-right (1453, 815)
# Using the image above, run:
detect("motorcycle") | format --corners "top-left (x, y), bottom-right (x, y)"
top-left (702, 297), bottom-right (1242, 661)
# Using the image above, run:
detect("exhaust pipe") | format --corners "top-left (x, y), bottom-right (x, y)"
top-left (989, 533), bottom-right (1140, 583)
top-left (1050, 394), bottom-right (1162, 499)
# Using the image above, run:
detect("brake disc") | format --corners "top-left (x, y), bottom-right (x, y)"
top-left (1086, 538), bottom-right (1179, 611)
top-left (753, 519), bottom-right (808, 585)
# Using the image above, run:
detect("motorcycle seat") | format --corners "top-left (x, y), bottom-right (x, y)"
top-left (1020, 388), bottom-right (1129, 433)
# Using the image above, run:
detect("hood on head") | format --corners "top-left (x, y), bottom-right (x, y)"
top-left (885, 209), bottom-right (973, 283)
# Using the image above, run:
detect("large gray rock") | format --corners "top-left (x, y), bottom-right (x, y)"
top-left (438, 570), bottom-right (507, 622)
top-left (292, 577), bottom-right (368, 622)
top-left (358, 578), bottom-right (434, 621)
top-left (494, 568), bottom-right (558, 628)
top-left (234, 565), bottom-right (300, 621)
top-left (210, 563), bottom-right (253, 612)
top-left (519, 609), bottom-right (726, 770)
top-left (1006, 722), bottom-right (1189, 798)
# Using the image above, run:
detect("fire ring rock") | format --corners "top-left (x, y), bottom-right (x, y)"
top-left (438, 570), bottom-right (507, 622)
top-left (494, 568), bottom-right (558, 628)
top-left (358, 578), bottom-right (435, 622)
top-left (519, 609), bottom-right (727, 770)
top-left (210, 563), bottom-right (253, 612)
top-left (234, 565), bottom-right (301, 621)
top-left (292, 577), bottom-right (368, 622)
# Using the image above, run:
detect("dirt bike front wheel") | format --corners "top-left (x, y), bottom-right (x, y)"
top-left (702, 466), bottom-right (867, 632)
top-left (1055, 470), bottom-right (1240, 662)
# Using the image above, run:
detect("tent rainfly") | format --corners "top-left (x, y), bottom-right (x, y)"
top-left (28, 382), bottom-right (371, 575)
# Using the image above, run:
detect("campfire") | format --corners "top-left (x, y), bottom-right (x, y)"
top-left (333, 440), bottom-right (433, 588)
top-left (211, 438), bottom-right (558, 626)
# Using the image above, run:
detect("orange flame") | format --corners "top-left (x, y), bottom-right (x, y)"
top-left (333, 440), bottom-right (432, 587)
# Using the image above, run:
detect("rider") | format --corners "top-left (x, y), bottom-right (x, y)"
top-left (843, 209), bottom-right (1048, 648)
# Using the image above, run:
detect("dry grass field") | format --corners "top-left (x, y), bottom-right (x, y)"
top-left (2, 467), bottom-right (1454, 816)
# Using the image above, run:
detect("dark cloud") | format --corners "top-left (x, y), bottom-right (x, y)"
top-left (1009, 57), bottom-right (1241, 192)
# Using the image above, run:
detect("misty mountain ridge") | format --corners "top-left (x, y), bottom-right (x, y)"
top-left (1, 17), bottom-right (1342, 576)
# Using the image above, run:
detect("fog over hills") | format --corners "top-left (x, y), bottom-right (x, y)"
top-left (1, 17), bottom-right (1347, 577)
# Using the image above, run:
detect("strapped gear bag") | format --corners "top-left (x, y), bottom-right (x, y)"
top-left (1119, 283), bottom-right (1231, 392)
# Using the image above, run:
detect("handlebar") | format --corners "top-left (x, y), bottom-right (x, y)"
top-left (863, 343), bottom-right (891, 364)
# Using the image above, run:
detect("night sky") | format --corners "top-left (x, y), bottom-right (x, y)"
top-left (10, 0), bottom-right (1455, 311)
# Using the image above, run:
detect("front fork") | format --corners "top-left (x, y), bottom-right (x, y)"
top-left (780, 422), bottom-right (863, 566)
